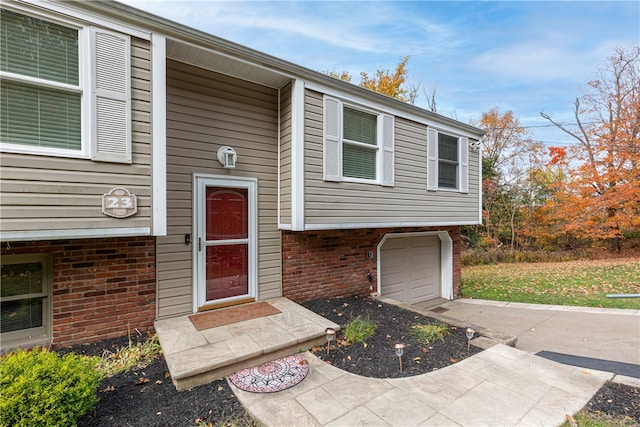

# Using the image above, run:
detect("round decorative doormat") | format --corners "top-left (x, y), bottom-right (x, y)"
top-left (229, 354), bottom-right (309, 393)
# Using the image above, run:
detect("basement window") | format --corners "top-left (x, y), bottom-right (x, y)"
top-left (1, 253), bottom-right (52, 350)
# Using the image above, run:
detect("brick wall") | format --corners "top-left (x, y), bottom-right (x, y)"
top-left (1, 237), bottom-right (156, 348)
top-left (282, 226), bottom-right (461, 302)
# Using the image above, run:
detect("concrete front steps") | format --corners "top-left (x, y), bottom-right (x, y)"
top-left (154, 297), bottom-right (340, 391)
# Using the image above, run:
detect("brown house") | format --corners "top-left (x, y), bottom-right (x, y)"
top-left (0, 0), bottom-right (484, 351)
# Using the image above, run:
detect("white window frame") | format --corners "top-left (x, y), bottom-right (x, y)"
top-left (0, 253), bottom-right (53, 350)
top-left (438, 133), bottom-right (459, 190)
top-left (0, 6), bottom-right (131, 163)
top-left (427, 128), bottom-right (469, 193)
top-left (0, 8), bottom-right (88, 159)
top-left (323, 95), bottom-right (394, 186)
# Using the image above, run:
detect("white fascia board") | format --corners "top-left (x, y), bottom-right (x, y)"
top-left (303, 220), bottom-right (481, 231)
top-left (151, 33), bottom-right (167, 236)
top-left (13, 0), bottom-right (151, 40)
top-left (277, 89), bottom-right (282, 228)
top-left (291, 79), bottom-right (306, 231)
top-left (478, 144), bottom-right (483, 224)
top-left (0, 227), bottom-right (151, 242)
top-left (304, 82), bottom-right (483, 140)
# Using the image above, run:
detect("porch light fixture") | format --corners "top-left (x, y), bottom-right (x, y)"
top-left (466, 326), bottom-right (476, 351)
top-left (325, 327), bottom-right (336, 354)
top-left (393, 342), bottom-right (405, 372)
top-left (469, 140), bottom-right (480, 151)
top-left (217, 146), bottom-right (237, 169)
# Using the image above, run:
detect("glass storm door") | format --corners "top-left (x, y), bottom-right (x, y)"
top-left (195, 176), bottom-right (256, 310)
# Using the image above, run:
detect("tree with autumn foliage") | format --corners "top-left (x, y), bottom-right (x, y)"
top-left (468, 108), bottom-right (545, 250)
top-left (326, 56), bottom-right (411, 102)
top-left (540, 46), bottom-right (640, 251)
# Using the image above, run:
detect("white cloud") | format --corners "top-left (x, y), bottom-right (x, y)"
top-left (115, 0), bottom-right (638, 147)
top-left (120, 0), bottom-right (457, 56)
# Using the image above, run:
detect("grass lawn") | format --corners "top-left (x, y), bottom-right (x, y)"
top-left (461, 257), bottom-right (640, 309)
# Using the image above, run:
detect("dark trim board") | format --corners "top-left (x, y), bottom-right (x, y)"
top-left (536, 351), bottom-right (640, 379)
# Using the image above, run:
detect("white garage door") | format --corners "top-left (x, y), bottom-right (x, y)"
top-left (380, 235), bottom-right (441, 304)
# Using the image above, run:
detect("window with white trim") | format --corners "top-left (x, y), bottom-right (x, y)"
top-left (1, 254), bottom-right (52, 350)
top-left (0, 8), bottom-right (132, 163)
top-left (427, 128), bottom-right (469, 193)
top-left (438, 133), bottom-right (459, 188)
top-left (323, 96), bottom-right (394, 186)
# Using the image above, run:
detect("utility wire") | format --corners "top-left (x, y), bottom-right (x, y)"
top-left (483, 121), bottom-right (600, 131)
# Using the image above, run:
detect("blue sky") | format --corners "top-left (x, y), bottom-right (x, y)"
top-left (119, 0), bottom-right (639, 147)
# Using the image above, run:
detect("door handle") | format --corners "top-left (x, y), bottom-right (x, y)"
top-left (198, 237), bottom-right (202, 252)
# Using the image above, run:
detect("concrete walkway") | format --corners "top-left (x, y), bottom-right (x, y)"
top-left (230, 299), bottom-right (640, 426)
top-left (232, 345), bottom-right (611, 426)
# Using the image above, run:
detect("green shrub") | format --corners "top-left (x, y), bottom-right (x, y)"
top-left (0, 347), bottom-right (102, 427)
top-left (344, 315), bottom-right (377, 346)
top-left (409, 322), bottom-right (450, 344)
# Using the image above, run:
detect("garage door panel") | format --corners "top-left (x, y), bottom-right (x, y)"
top-left (381, 235), bottom-right (441, 304)
top-left (411, 285), bottom-right (434, 302)
top-left (410, 278), bottom-right (437, 301)
top-left (383, 238), bottom-right (406, 250)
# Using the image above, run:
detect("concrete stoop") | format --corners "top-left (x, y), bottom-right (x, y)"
top-left (154, 297), bottom-right (340, 391)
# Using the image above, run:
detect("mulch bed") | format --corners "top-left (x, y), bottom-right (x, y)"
top-left (585, 381), bottom-right (640, 423)
top-left (55, 295), bottom-right (638, 426)
top-left (300, 296), bottom-right (483, 378)
top-left (60, 334), bottom-right (252, 427)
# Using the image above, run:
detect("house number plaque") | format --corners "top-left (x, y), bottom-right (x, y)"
top-left (102, 187), bottom-right (137, 218)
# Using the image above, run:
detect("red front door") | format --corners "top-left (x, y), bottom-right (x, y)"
top-left (205, 187), bottom-right (249, 300)
top-left (196, 176), bottom-right (256, 309)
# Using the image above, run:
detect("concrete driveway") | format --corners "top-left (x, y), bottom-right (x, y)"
top-left (423, 299), bottom-right (640, 377)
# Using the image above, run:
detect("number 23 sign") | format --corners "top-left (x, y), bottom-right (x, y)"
top-left (102, 187), bottom-right (138, 218)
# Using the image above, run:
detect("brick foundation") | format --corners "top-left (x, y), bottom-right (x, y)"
top-left (282, 226), bottom-right (461, 303)
top-left (1, 236), bottom-right (156, 348)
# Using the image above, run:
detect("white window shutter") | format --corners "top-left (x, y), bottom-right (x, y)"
top-left (459, 137), bottom-right (469, 193)
top-left (323, 96), bottom-right (341, 182)
top-left (427, 128), bottom-right (438, 191)
top-left (380, 114), bottom-right (395, 186)
top-left (91, 28), bottom-right (131, 163)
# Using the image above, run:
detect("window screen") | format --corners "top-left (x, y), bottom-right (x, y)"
top-left (343, 107), bottom-right (377, 180)
top-left (0, 10), bottom-right (81, 150)
top-left (438, 133), bottom-right (458, 189)
top-left (343, 144), bottom-right (377, 180)
top-left (344, 107), bottom-right (377, 145)
top-left (0, 259), bottom-right (47, 336)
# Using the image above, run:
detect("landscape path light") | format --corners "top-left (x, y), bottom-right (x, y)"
top-left (325, 327), bottom-right (336, 355)
top-left (466, 326), bottom-right (476, 352)
top-left (393, 342), bottom-right (405, 372)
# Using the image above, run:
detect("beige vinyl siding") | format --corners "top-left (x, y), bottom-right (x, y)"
top-left (157, 60), bottom-right (281, 319)
top-left (304, 89), bottom-right (480, 226)
top-left (0, 37), bottom-right (152, 232)
top-left (279, 82), bottom-right (293, 227)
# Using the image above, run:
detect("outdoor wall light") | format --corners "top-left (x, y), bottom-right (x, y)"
top-left (217, 146), bottom-right (237, 169)
top-left (325, 327), bottom-right (336, 354)
top-left (393, 342), bottom-right (405, 372)
top-left (469, 139), bottom-right (481, 151)
top-left (466, 326), bottom-right (476, 351)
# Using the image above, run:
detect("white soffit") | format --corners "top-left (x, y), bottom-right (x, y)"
top-left (166, 39), bottom-right (292, 89)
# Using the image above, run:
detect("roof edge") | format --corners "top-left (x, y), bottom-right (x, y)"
top-left (77, 0), bottom-right (484, 137)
